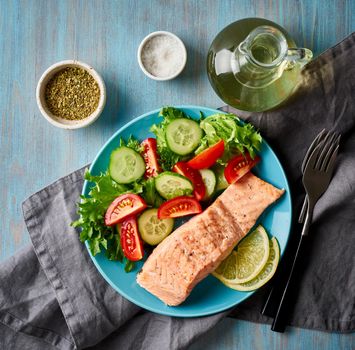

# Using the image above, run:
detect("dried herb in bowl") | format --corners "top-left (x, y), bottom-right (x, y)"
top-left (45, 67), bottom-right (100, 120)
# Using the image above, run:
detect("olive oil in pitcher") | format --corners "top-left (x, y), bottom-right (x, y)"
top-left (207, 18), bottom-right (312, 112)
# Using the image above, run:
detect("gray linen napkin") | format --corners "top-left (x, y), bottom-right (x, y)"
top-left (0, 168), bottom-right (224, 350)
top-left (1, 33), bottom-right (355, 350)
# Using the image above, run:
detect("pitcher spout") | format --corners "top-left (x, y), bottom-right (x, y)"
top-left (286, 48), bottom-right (313, 67)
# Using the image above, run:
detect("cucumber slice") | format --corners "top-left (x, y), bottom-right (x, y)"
top-left (155, 171), bottom-right (193, 199)
top-left (138, 209), bottom-right (174, 245)
top-left (109, 146), bottom-right (146, 184)
top-left (166, 119), bottom-right (203, 155)
top-left (213, 164), bottom-right (229, 191)
top-left (199, 169), bottom-right (216, 200)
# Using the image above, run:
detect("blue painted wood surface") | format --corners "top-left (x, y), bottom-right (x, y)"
top-left (0, 1), bottom-right (354, 349)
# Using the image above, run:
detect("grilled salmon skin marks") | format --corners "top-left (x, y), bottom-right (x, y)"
top-left (136, 173), bottom-right (285, 306)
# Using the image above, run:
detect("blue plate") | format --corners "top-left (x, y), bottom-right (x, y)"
top-left (83, 105), bottom-right (292, 317)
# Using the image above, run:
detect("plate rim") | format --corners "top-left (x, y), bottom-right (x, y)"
top-left (82, 105), bottom-right (292, 317)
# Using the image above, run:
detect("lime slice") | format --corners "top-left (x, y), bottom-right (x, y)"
top-left (226, 237), bottom-right (280, 291)
top-left (212, 225), bottom-right (270, 284)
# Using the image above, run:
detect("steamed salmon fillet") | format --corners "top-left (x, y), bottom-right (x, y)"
top-left (137, 173), bottom-right (285, 306)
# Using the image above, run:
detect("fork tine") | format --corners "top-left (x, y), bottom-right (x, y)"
top-left (314, 132), bottom-right (337, 170)
top-left (320, 134), bottom-right (341, 171)
top-left (299, 129), bottom-right (328, 224)
top-left (320, 130), bottom-right (332, 147)
top-left (313, 131), bottom-right (332, 168)
top-left (305, 143), bottom-right (323, 171)
top-left (301, 129), bottom-right (327, 172)
top-left (325, 144), bottom-right (339, 173)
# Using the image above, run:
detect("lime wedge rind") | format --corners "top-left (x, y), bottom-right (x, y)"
top-left (212, 225), bottom-right (270, 284)
top-left (225, 237), bottom-right (280, 292)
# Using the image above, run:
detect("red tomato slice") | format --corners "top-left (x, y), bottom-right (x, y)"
top-left (158, 196), bottom-right (202, 219)
top-left (187, 140), bottom-right (225, 169)
top-left (224, 153), bottom-right (260, 184)
top-left (105, 194), bottom-right (147, 226)
top-left (120, 217), bottom-right (144, 261)
top-left (172, 161), bottom-right (206, 201)
top-left (141, 138), bottom-right (161, 178)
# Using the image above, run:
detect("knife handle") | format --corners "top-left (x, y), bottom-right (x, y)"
top-left (271, 234), bottom-right (307, 332)
top-left (261, 282), bottom-right (284, 318)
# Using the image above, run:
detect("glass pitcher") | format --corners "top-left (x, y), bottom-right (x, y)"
top-left (207, 18), bottom-right (313, 112)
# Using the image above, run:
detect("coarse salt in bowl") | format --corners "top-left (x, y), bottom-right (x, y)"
top-left (137, 31), bottom-right (187, 81)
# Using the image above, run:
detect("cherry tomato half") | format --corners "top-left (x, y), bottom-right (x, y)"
top-left (224, 153), bottom-right (260, 184)
top-left (120, 217), bottom-right (144, 261)
top-left (141, 138), bottom-right (161, 178)
top-left (187, 140), bottom-right (225, 169)
top-left (105, 194), bottom-right (147, 226)
top-left (157, 196), bottom-right (202, 219)
top-left (172, 161), bottom-right (206, 201)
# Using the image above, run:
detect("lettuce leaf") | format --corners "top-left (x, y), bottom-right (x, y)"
top-left (71, 170), bottom-right (141, 271)
top-left (120, 135), bottom-right (144, 153)
top-left (196, 113), bottom-right (262, 162)
top-left (141, 177), bottom-right (164, 208)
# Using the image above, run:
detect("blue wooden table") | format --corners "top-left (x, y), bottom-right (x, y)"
top-left (1, 1), bottom-right (354, 349)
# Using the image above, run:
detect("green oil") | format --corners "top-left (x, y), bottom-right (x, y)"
top-left (207, 18), bottom-right (302, 112)
top-left (250, 33), bottom-right (280, 64)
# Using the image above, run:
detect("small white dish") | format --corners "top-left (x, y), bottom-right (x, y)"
top-left (36, 60), bottom-right (106, 129)
top-left (137, 31), bottom-right (187, 81)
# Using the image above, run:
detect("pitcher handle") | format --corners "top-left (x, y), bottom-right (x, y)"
top-left (285, 48), bottom-right (313, 68)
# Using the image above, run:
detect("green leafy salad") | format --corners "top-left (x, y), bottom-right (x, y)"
top-left (72, 107), bottom-right (262, 272)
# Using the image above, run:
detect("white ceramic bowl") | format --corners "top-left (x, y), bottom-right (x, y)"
top-left (137, 31), bottom-right (187, 81)
top-left (36, 60), bottom-right (106, 129)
